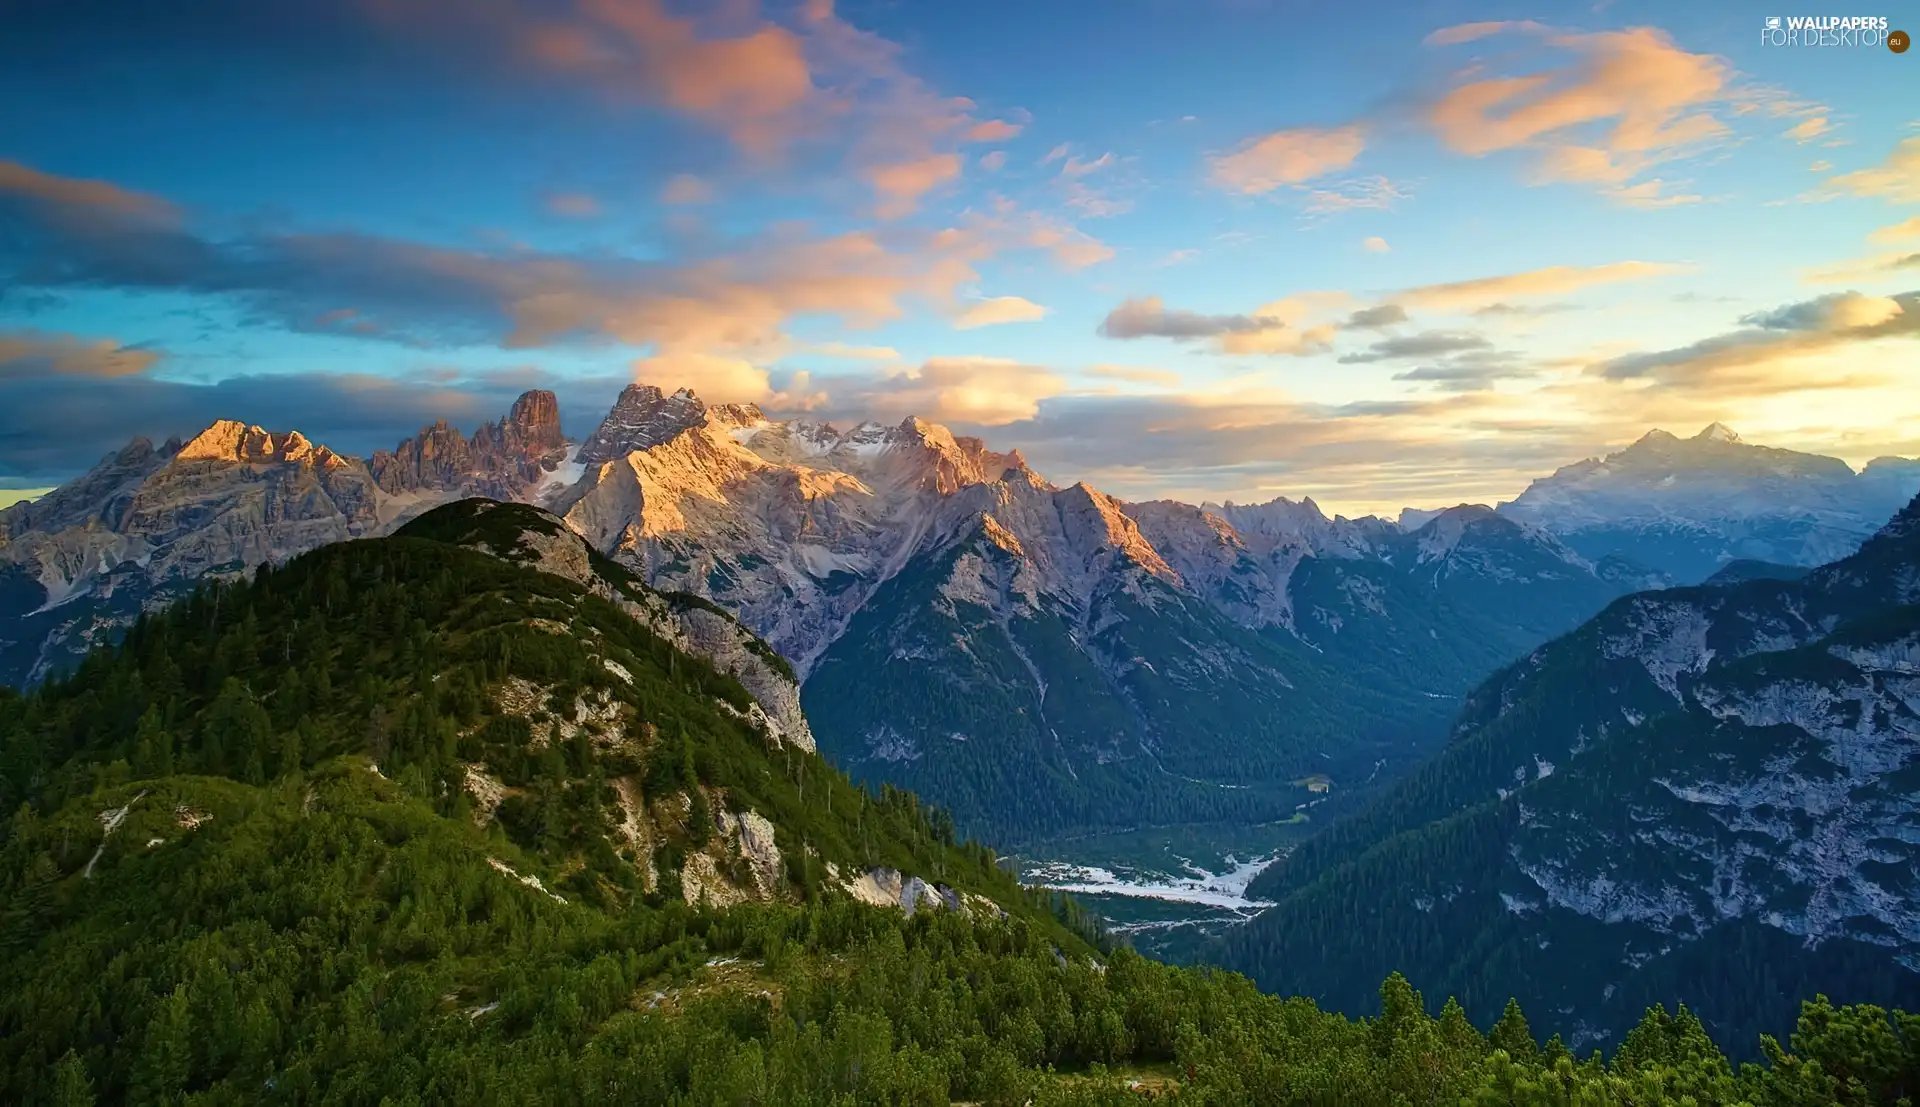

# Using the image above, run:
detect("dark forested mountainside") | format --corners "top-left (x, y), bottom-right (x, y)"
top-left (805, 503), bottom-right (1642, 843)
top-left (1223, 491), bottom-right (1920, 1056)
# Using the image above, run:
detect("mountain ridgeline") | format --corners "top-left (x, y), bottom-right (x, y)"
top-left (1222, 488), bottom-right (1920, 1055)
top-left (1498, 423), bottom-right (1920, 583)
top-left (0, 383), bottom-right (1713, 844)
top-left (3, 500), bottom-right (1919, 1104)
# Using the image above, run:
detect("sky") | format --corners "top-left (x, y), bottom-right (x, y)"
top-left (1, 0), bottom-right (1917, 516)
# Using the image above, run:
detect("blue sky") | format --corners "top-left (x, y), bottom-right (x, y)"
top-left (1, 0), bottom-right (1917, 514)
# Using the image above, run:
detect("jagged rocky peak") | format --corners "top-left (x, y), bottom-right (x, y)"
top-left (371, 389), bottom-right (571, 497)
top-left (479, 388), bottom-right (566, 455)
top-left (1694, 421), bottom-right (1741, 444)
top-left (1057, 481), bottom-right (1180, 581)
top-left (577, 384), bottom-right (711, 465)
top-left (176, 420), bottom-right (341, 467)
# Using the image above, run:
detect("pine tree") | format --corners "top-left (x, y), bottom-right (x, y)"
top-left (50, 1050), bottom-right (94, 1107)
top-left (1490, 997), bottom-right (1538, 1061)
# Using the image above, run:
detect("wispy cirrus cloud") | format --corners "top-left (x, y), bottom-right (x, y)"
top-left (1208, 125), bottom-right (1366, 193)
top-left (1396, 260), bottom-right (1685, 312)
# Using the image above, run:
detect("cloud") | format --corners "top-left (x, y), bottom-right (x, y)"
top-left (0, 331), bottom-right (161, 379)
top-left (1785, 116), bottom-right (1830, 143)
top-left (1208, 125), bottom-right (1366, 193)
top-left (978, 150), bottom-right (1007, 172)
top-left (867, 153), bottom-right (962, 217)
top-left (805, 341), bottom-right (901, 360)
top-left (820, 357), bottom-right (1065, 425)
top-left (1604, 178), bottom-right (1703, 208)
top-left (0, 160), bottom-right (178, 224)
top-left (1098, 296), bottom-right (1281, 340)
top-left (1472, 301), bottom-right (1574, 317)
top-left (1363, 236), bottom-right (1391, 253)
top-left (965, 119), bottom-right (1022, 142)
top-left (660, 174), bottom-right (713, 205)
top-left (1300, 175), bottom-right (1410, 216)
top-left (544, 191), bottom-right (601, 218)
top-left (1828, 138), bottom-right (1920, 203)
top-left (1424, 26), bottom-right (1733, 197)
top-left (954, 295), bottom-right (1048, 329)
top-left (1013, 219), bottom-right (1115, 269)
top-left (1061, 152), bottom-right (1115, 178)
top-left (1423, 20), bottom-right (1551, 46)
top-left (1084, 364), bottom-right (1183, 386)
top-left (0, 160), bottom-right (1071, 392)
top-left (1390, 355), bottom-right (1531, 392)
top-left (1590, 290), bottom-right (1918, 395)
top-left (1869, 216), bottom-right (1920, 244)
top-left (1338, 330), bottom-right (1492, 363)
top-left (1809, 159), bottom-right (1832, 173)
top-left (1344, 304), bottom-right (1408, 329)
top-left (511, 0), bottom-right (817, 157)
top-left (1398, 261), bottom-right (1683, 312)
top-left (1154, 249), bottom-right (1200, 268)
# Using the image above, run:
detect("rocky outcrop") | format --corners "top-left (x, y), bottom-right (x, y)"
top-left (398, 499), bottom-right (815, 751)
top-left (370, 389), bottom-right (569, 500)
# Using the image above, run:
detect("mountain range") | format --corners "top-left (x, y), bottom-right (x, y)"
top-left (1221, 485), bottom-right (1920, 1052)
top-left (1497, 422), bottom-right (1920, 583)
top-left (3, 385), bottom-right (1915, 847)
top-left (0, 385), bottom-right (1635, 839)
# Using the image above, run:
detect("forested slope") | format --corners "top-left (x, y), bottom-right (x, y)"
top-left (0, 507), bottom-right (1915, 1104)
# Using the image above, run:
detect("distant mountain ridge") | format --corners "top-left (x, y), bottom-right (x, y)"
top-left (1221, 486), bottom-right (1920, 1052)
top-left (1498, 422), bottom-right (1920, 583)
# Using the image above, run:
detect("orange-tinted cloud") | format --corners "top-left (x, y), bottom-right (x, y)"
top-left (0, 331), bottom-right (161, 379)
top-left (966, 119), bottom-right (1022, 142)
top-left (835, 356), bottom-right (1065, 424)
top-left (1425, 26), bottom-right (1731, 195)
top-left (1828, 137), bottom-right (1920, 203)
top-left (1869, 216), bottom-right (1920, 244)
top-left (524, 0), bottom-right (815, 156)
top-left (1590, 290), bottom-right (1917, 396)
top-left (954, 295), bottom-right (1048, 329)
top-left (1398, 261), bottom-right (1685, 312)
top-left (1208, 125), bottom-right (1365, 193)
top-left (868, 153), bottom-right (963, 218)
top-left (0, 159), bottom-right (177, 223)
